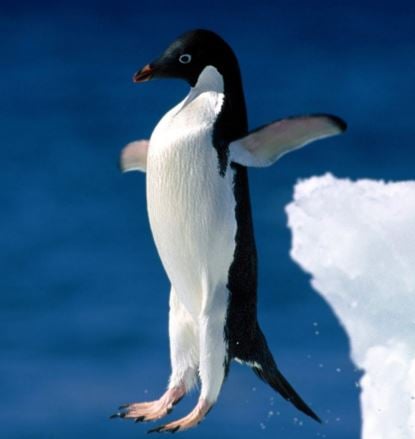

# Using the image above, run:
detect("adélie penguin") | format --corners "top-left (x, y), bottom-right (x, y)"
top-left (111, 29), bottom-right (346, 432)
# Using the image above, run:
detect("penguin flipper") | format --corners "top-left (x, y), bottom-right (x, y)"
top-left (120, 139), bottom-right (149, 173)
top-left (229, 114), bottom-right (346, 167)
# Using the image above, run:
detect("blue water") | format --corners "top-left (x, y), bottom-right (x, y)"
top-left (2, 1), bottom-right (415, 437)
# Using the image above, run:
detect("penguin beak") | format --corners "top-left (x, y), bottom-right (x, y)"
top-left (132, 64), bottom-right (154, 83)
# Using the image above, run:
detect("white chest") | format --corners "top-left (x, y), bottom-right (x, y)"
top-left (145, 68), bottom-right (237, 315)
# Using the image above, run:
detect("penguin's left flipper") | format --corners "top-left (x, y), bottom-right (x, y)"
top-left (229, 114), bottom-right (346, 167)
top-left (119, 139), bottom-right (149, 173)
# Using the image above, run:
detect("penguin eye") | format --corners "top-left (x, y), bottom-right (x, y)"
top-left (179, 53), bottom-right (192, 64)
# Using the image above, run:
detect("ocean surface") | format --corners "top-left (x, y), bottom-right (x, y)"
top-left (2, 1), bottom-right (414, 438)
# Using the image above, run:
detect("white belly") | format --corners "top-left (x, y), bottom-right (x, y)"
top-left (146, 86), bottom-right (236, 317)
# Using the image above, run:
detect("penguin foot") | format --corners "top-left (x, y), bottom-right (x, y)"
top-left (148, 398), bottom-right (211, 433)
top-left (110, 385), bottom-right (185, 423)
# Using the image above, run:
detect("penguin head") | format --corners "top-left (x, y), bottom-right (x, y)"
top-left (133, 29), bottom-right (238, 87)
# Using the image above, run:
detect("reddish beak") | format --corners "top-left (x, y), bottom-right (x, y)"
top-left (132, 64), bottom-right (153, 83)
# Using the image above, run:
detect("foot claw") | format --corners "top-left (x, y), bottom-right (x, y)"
top-left (148, 424), bottom-right (181, 434)
top-left (135, 416), bottom-right (146, 423)
top-left (110, 412), bottom-right (125, 419)
top-left (148, 425), bottom-right (164, 434)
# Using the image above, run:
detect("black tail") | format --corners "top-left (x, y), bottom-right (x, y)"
top-left (252, 362), bottom-right (321, 423)
top-left (248, 328), bottom-right (322, 423)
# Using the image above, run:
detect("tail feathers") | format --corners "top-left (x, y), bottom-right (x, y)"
top-left (253, 364), bottom-right (322, 423)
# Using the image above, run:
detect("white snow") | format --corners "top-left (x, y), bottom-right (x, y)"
top-left (286, 173), bottom-right (415, 439)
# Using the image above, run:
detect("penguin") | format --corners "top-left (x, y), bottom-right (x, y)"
top-left (112, 29), bottom-right (346, 433)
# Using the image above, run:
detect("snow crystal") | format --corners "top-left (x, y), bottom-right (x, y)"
top-left (286, 173), bottom-right (415, 439)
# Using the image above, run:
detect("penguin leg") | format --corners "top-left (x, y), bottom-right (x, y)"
top-left (149, 284), bottom-right (228, 433)
top-left (112, 287), bottom-right (198, 423)
top-left (246, 326), bottom-right (321, 423)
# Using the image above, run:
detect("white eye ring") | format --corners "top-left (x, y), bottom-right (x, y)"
top-left (179, 54), bottom-right (192, 64)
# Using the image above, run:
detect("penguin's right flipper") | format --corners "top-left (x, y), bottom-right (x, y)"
top-left (119, 139), bottom-right (149, 173)
top-left (229, 114), bottom-right (346, 167)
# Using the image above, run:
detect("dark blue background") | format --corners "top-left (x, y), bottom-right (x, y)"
top-left (2, 1), bottom-right (414, 437)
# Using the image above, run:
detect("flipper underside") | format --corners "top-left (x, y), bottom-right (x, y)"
top-left (120, 139), bottom-right (149, 173)
top-left (230, 114), bottom-right (346, 167)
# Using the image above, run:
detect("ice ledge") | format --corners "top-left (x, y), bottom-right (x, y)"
top-left (286, 173), bottom-right (415, 439)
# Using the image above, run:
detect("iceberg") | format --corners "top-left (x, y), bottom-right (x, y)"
top-left (286, 173), bottom-right (415, 439)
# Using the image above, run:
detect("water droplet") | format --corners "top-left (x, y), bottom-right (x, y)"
top-left (319, 363), bottom-right (324, 368)
top-left (336, 368), bottom-right (342, 373)
top-left (313, 322), bottom-right (319, 327)
top-left (268, 410), bottom-right (274, 418)
top-left (252, 387), bottom-right (256, 392)
top-left (259, 422), bottom-right (266, 430)
top-left (315, 330), bottom-right (320, 335)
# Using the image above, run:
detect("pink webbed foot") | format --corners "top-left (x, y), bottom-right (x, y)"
top-left (148, 399), bottom-right (211, 433)
top-left (110, 385), bottom-right (185, 423)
